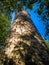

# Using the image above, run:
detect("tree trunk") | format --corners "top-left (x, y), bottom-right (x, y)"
top-left (0, 10), bottom-right (49, 65)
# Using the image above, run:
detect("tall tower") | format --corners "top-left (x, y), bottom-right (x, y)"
top-left (1, 10), bottom-right (49, 65)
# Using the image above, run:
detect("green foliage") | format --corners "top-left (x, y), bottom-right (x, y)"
top-left (45, 40), bottom-right (49, 48)
top-left (0, 0), bottom-right (49, 21)
top-left (38, 8), bottom-right (43, 15)
top-left (37, 0), bottom-right (49, 36)
top-left (43, 38), bottom-right (49, 48)
top-left (0, 0), bottom-right (37, 13)
top-left (38, 0), bottom-right (49, 16)
top-left (0, 13), bottom-right (10, 44)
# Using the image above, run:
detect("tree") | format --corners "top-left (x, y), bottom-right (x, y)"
top-left (0, 0), bottom-right (37, 44)
top-left (0, 0), bottom-right (49, 42)
top-left (0, 10), bottom-right (49, 65)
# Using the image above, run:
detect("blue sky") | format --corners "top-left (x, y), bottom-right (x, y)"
top-left (11, 4), bottom-right (49, 40)
top-left (27, 9), bottom-right (45, 36)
